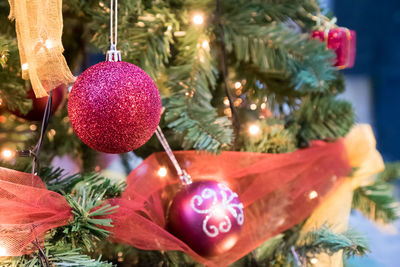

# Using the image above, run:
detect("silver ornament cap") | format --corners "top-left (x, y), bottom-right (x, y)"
top-left (106, 44), bottom-right (121, 62)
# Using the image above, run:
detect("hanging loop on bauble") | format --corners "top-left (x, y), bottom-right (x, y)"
top-left (106, 0), bottom-right (121, 62)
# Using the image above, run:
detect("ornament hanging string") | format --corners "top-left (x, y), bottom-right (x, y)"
top-left (32, 91), bottom-right (53, 174)
top-left (13, 93), bottom-right (54, 267)
top-left (107, 0), bottom-right (121, 61)
top-left (110, 0), bottom-right (118, 50)
top-left (155, 126), bottom-right (192, 185)
top-left (18, 92), bottom-right (53, 175)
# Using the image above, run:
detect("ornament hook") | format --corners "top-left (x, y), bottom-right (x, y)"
top-left (155, 126), bottom-right (192, 185)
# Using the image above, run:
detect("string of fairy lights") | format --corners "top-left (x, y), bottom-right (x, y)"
top-left (191, 13), bottom-right (269, 139)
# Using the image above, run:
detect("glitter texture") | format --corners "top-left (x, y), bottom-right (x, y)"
top-left (68, 61), bottom-right (161, 153)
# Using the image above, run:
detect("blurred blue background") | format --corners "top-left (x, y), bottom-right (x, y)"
top-left (327, 0), bottom-right (400, 265)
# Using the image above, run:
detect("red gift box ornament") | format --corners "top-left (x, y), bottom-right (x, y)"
top-left (311, 27), bottom-right (356, 69)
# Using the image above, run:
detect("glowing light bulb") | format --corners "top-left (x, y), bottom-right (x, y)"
top-left (311, 258), bottom-right (318, 264)
top-left (250, 104), bottom-right (257, 110)
top-left (192, 14), bottom-right (204, 25)
top-left (223, 98), bottom-right (230, 106)
top-left (1, 149), bottom-right (14, 160)
top-left (224, 108), bottom-right (232, 117)
top-left (202, 40), bottom-right (209, 49)
top-left (248, 124), bottom-right (260, 136)
top-left (158, 167), bottom-right (167, 177)
top-left (22, 63), bottom-right (29, 71)
top-left (261, 103), bottom-right (267, 109)
top-left (309, 190), bottom-right (318, 200)
top-left (0, 247), bottom-right (7, 256)
top-left (45, 39), bottom-right (54, 49)
top-left (234, 82), bottom-right (242, 89)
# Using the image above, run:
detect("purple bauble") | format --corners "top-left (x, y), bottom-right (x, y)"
top-left (168, 180), bottom-right (244, 256)
top-left (68, 61), bottom-right (161, 153)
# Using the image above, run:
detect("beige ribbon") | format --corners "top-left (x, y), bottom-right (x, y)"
top-left (8, 0), bottom-right (75, 98)
top-left (301, 124), bottom-right (384, 267)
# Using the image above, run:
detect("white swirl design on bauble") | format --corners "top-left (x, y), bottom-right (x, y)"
top-left (190, 183), bottom-right (244, 238)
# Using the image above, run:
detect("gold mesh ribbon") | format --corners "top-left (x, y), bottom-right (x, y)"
top-left (301, 124), bottom-right (385, 267)
top-left (8, 0), bottom-right (75, 98)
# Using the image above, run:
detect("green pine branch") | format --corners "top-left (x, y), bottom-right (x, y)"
top-left (238, 224), bottom-right (368, 266)
top-left (0, 36), bottom-right (8, 68)
top-left (292, 95), bottom-right (354, 142)
top-left (54, 187), bottom-right (119, 252)
top-left (352, 162), bottom-right (400, 223)
top-left (298, 226), bottom-right (369, 259)
top-left (0, 34), bottom-right (31, 114)
top-left (2, 242), bottom-right (113, 267)
top-left (240, 120), bottom-right (296, 153)
top-left (221, 4), bottom-right (337, 94)
top-left (39, 166), bottom-right (125, 198)
top-left (378, 162), bottom-right (400, 183)
top-left (164, 25), bottom-right (233, 152)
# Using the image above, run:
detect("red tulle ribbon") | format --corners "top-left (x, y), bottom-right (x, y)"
top-left (0, 167), bottom-right (72, 256)
top-left (108, 140), bottom-right (351, 266)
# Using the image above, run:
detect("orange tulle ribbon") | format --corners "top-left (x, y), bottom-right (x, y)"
top-left (108, 139), bottom-right (351, 266)
top-left (0, 168), bottom-right (72, 256)
top-left (0, 125), bottom-right (381, 265)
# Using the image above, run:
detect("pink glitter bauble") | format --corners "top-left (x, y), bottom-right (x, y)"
top-left (68, 61), bottom-right (161, 153)
top-left (168, 180), bottom-right (244, 256)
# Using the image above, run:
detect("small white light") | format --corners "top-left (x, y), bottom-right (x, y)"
top-left (192, 14), bottom-right (204, 25)
top-left (261, 103), bottom-right (267, 109)
top-left (223, 98), bottom-right (230, 106)
top-left (0, 247), bottom-right (7, 256)
top-left (22, 63), bottom-right (29, 71)
top-left (136, 21), bottom-right (145, 27)
top-left (45, 39), bottom-right (54, 49)
top-left (311, 258), bottom-right (318, 264)
top-left (201, 40), bottom-right (209, 49)
top-left (234, 82), bottom-right (242, 89)
top-left (1, 149), bottom-right (13, 160)
top-left (309, 190), bottom-right (318, 200)
top-left (158, 167), bottom-right (167, 177)
top-left (250, 104), bottom-right (257, 110)
top-left (174, 31), bottom-right (186, 37)
top-left (248, 124), bottom-right (260, 136)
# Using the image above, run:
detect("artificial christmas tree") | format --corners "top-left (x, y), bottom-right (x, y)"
top-left (0, 0), bottom-right (399, 266)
